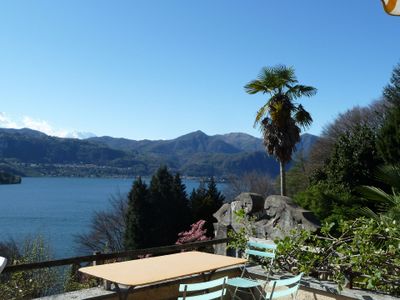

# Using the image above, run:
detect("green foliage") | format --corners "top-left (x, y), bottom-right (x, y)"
top-left (0, 236), bottom-right (60, 299)
top-left (298, 125), bottom-right (383, 223)
top-left (190, 177), bottom-right (225, 237)
top-left (294, 183), bottom-right (363, 224)
top-left (147, 167), bottom-right (191, 246)
top-left (383, 62), bottom-right (400, 105)
top-left (377, 104), bottom-right (400, 165)
top-left (275, 218), bottom-right (400, 295)
top-left (285, 155), bottom-right (311, 197)
top-left (313, 125), bottom-right (381, 190)
top-left (124, 177), bottom-right (149, 250)
top-left (227, 209), bottom-right (256, 254)
top-left (294, 183), bottom-right (333, 221)
top-left (172, 173), bottom-right (193, 231)
top-left (63, 264), bottom-right (97, 293)
top-left (357, 165), bottom-right (400, 221)
top-left (124, 166), bottom-right (192, 249)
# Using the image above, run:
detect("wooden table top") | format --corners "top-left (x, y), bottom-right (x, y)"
top-left (79, 251), bottom-right (247, 286)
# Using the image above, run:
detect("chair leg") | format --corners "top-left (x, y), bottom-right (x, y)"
top-left (249, 288), bottom-right (257, 300)
top-left (231, 286), bottom-right (239, 300)
top-left (258, 291), bottom-right (266, 300)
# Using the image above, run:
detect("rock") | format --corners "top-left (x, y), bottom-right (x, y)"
top-left (260, 195), bottom-right (320, 239)
top-left (213, 193), bottom-right (320, 242)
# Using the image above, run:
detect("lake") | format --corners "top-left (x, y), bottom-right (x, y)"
top-left (0, 177), bottom-right (226, 259)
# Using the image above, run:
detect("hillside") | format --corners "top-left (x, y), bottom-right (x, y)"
top-left (0, 128), bottom-right (318, 178)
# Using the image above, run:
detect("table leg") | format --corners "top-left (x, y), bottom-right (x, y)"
top-left (114, 283), bottom-right (134, 300)
top-left (201, 270), bottom-right (216, 281)
top-left (200, 270), bottom-right (217, 294)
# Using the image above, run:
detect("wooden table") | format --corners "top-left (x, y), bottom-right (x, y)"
top-left (79, 251), bottom-right (246, 300)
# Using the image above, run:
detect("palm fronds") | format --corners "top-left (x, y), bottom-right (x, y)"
top-left (288, 84), bottom-right (317, 99)
top-left (294, 104), bottom-right (313, 129)
top-left (245, 65), bottom-right (316, 195)
top-left (357, 165), bottom-right (400, 221)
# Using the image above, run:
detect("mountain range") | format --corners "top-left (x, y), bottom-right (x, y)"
top-left (0, 128), bottom-right (318, 178)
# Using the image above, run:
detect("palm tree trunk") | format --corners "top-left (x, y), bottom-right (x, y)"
top-left (280, 161), bottom-right (286, 196)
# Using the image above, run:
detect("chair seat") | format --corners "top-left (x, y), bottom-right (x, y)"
top-left (227, 277), bottom-right (264, 288)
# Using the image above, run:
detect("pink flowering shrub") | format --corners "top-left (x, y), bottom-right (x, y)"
top-left (176, 220), bottom-right (210, 245)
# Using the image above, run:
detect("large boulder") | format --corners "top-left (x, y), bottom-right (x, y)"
top-left (257, 194), bottom-right (320, 239)
top-left (213, 193), bottom-right (320, 247)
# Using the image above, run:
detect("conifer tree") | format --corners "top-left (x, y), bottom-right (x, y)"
top-left (147, 167), bottom-right (173, 246)
top-left (172, 173), bottom-right (192, 233)
top-left (377, 63), bottom-right (400, 164)
top-left (124, 177), bottom-right (149, 250)
top-left (377, 105), bottom-right (400, 165)
top-left (190, 177), bottom-right (224, 237)
top-left (190, 182), bottom-right (208, 221)
top-left (147, 166), bottom-right (191, 247)
top-left (206, 177), bottom-right (225, 211)
top-left (124, 167), bottom-right (219, 248)
top-left (383, 62), bottom-right (400, 105)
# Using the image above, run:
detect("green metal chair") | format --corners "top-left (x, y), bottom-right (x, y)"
top-left (227, 240), bottom-right (276, 300)
top-left (178, 276), bottom-right (228, 300)
top-left (264, 273), bottom-right (303, 300)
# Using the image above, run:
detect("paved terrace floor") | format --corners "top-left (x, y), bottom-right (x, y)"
top-left (36, 266), bottom-right (400, 300)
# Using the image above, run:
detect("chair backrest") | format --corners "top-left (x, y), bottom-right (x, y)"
top-left (265, 273), bottom-right (303, 300)
top-left (0, 257), bottom-right (7, 274)
top-left (245, 240), bottom-right (276, 261)
top-left (178, 276), bottom-right (228, 300)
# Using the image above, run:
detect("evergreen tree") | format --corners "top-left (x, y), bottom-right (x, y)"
top-left (285, 153), bottom-right (310, 197)
top-left (190, 177), bottom-right (224, 237)
top-left (124, 177), bottom-right (149, 250)
top-left (172, 173), bottom-right (192, 233)
top-left (295, 125), bottom-right (383, 223)
top-left (317, 125), bottom-right (382, 190)
top-left (124, 168), bottom-right (222, 248)
top-left (147, 166), bottom-right (192, 247)
top-left (383, 62), bottom-right (400, 105)
top-left (206, 177), bottom-right (225, 212)
top-left (190, 182), bottom-right (208, 221)
top-left (376, 63), bottom-right (400, 164)
top-left (147, 166), bottom-right (174, 247)
top-left (377, 104), bottom-right (400, 165)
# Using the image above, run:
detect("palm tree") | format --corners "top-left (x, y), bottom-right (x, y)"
top-left (357, 165), bottom-right (400, 221)
top-left (245, 65), bottom-right (317, 196)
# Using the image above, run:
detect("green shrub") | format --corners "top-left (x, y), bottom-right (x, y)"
top-left (275, 218), bottom-right (400, 295)
top-left (0, 236), bottom-right (60, 299)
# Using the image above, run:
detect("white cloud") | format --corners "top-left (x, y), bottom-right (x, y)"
top-left (63, 131), bottom-right (96, 139)
top-left (21, 116), bottom-right (56, 135)
top-left (0, 112), bottom-right (19, 128)
top-left (0, 112), bottom-right (96, 139)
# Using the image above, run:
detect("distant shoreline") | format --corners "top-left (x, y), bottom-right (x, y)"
top-left (17, 174), bottom-right (229, 183)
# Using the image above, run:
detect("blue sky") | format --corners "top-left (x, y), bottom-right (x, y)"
top-left (0, 1), bottom-right (399, 140)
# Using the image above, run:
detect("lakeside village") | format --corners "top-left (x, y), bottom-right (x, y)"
top-left (0, 162), bottom-right (229, 183)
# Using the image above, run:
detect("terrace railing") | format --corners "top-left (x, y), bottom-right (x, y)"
top-left (2, 237), bottom-right (230, 274)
